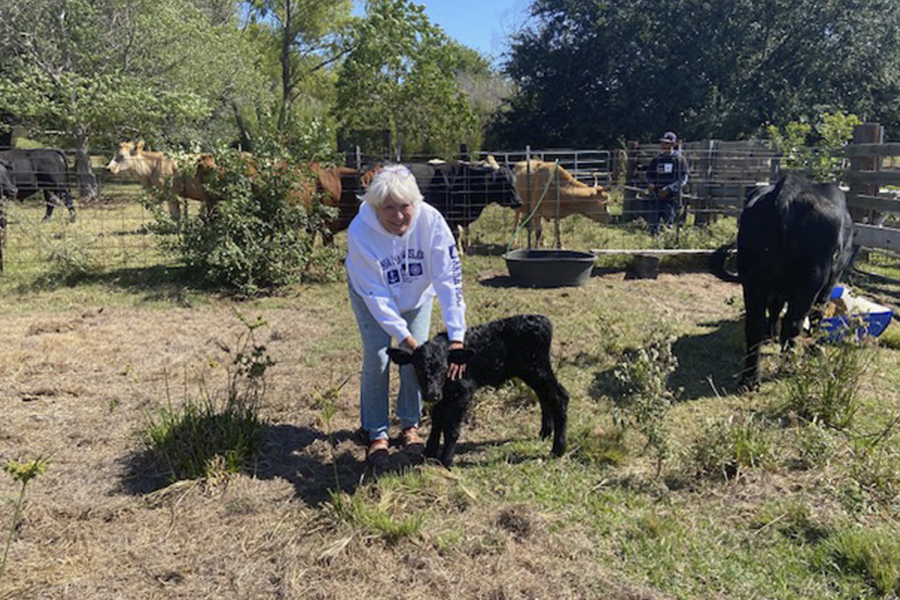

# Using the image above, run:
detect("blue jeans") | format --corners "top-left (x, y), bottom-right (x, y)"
top-left (348, 284), bottom-right (433, 442)
top-left (649, 193), bottom-right (677, 234)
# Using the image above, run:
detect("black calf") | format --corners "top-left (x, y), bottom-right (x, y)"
top-left (387, 314), bottom-right (569, 467)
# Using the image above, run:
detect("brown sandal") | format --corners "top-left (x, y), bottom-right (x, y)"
top-left (401, 426), bottom-right (424, 455)
top-left (366, 438), bottom-right (390, 468)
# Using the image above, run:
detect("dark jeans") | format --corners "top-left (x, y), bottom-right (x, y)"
top-left (649, 193), bottom-right (678, 234)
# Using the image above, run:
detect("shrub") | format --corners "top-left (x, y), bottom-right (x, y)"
top-left (610, 329), bottom-right (678, 475)
top-left (152, 148), bottom-right (337, 295)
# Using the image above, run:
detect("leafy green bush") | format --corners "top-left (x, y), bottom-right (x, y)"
top-left (152, 148), bottom-right (337, 295)
top-left (767, 110), bottom-right (861, 182)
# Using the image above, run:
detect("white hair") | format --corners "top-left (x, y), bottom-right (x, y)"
top-left (361, 164), bottom-right (423, 208)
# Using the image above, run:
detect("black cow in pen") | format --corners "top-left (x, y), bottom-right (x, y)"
top-left (408, 161), bottom-right (522, 250)
top-left (736, 174), bottom-right (854, 390)
top-left (0, 148), bottom-right (76, 221)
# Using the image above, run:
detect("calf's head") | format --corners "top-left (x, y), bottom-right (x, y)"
top-left (387, 343), bottom-right (475, 403)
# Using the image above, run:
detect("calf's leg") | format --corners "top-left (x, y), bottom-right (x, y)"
top-left (425, 401), bottom-right (449, 460)
top-left (439, 393), bottom-right (472, 468)
top-left (522, 367), bottom-right (569, 457)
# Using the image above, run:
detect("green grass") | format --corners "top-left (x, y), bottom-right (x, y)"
top-left (4, 190), bottom-right (900, 599)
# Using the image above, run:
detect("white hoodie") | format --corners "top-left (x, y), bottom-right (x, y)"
top-left (346, 201), bottom-right (466, 344)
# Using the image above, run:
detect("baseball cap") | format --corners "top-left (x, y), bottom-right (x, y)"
top-left (659, 131), bottom-right (678, 144)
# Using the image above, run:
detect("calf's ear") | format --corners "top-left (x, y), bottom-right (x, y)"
top-left (387, 347), bottom-right (414, 365)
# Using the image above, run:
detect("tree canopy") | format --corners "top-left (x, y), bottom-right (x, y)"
top-left (332, 0), bottom-right (481, 158)
top-left (488, 0), bottom-right (900, 148)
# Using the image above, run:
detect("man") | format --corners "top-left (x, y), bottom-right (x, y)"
top-left (645, 131), bottom-right (690, 234)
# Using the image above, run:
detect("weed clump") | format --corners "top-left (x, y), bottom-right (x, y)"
top-left (774, 335), bottom-right (872, 430)
top-left (1, 456), bottom-right (49, 586)
top-left (688, 411), bottom-right (774, 481)
top-left (142, 314), bottom-right (271, 482)
top-left (814, 527), bottom-right (900, 596)
top-left (610, 329), bottom-right (679, 475)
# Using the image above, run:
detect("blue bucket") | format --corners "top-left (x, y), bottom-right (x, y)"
top-left (820, 285), bottom-right (893, 342)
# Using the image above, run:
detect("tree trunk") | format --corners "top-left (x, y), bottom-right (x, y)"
top-left (277, 4), bottom-right (293, 132)
top-left (74, 126), bottom-right (98, 202)
top-left (232, 99), bottom-right (253, 152)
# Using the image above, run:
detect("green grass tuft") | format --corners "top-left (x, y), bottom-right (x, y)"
top-left (815, 527), bottom-right (900, 596)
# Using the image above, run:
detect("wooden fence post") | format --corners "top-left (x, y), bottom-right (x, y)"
top-left (623, 140), bottom-right (640, 222)
top-left (849, 123), bottom-right (883, 223)
top-left (694, 139), bottom-right (715, 226)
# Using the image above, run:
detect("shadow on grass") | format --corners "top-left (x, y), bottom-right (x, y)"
top-left (587, 318), bottom-right (745, 402)
top-left (670, 318), bottom-right (745, 399)
top-left (118, 424), bottom-right (438, 506)
top-left (13, 264), bottom-right (224, 303)
top-left (478, 265), bottom-right (624, 289)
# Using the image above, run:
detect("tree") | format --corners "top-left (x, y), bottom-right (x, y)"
top-left (0, 0), bottom-right (260, 199)
top-left (244, 0), bottom-right (354, 136)
top-left (333, 0), bottom-right (479, 158)
top-left (488, 0), bottom-right (900, 148)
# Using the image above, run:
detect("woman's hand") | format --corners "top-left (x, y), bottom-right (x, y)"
top-left (401, 336), bottom-right (418, 351)
top-left (447, 341), bottom-right (466, 380)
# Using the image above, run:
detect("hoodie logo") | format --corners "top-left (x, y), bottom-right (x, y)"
top-left (387, 269), bottom-right (400, 284)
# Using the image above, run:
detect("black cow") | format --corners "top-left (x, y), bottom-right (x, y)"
top-left (0, 149), bottom-right (76, 221)
top-left (407, 161), bottom-right (522, 243)
top-left (736, 174), bottom-right (854, 390)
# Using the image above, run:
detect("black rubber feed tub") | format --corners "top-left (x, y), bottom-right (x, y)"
top-left (503, 249), bottom-right (596, 287)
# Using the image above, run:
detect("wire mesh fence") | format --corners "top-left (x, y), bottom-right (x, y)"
top-left (2, 141), bottom-right (899, 280)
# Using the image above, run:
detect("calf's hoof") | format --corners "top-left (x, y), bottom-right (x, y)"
top-left (737, 377), bottom-right (760, 394)
top-left (551, 441), bottom-right (566, 457)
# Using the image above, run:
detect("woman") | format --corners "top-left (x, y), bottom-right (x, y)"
top-left (345, 164), bottom-right (467, 467)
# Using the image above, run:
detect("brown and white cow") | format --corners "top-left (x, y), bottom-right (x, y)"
top-left (105, 141), bottom-right (218, 219)
top-left (106, 142), bottom-right (361, 241)
top-left (513, 160), bottom-right (610, 248)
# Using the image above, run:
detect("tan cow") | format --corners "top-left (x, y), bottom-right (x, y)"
top-left (105, 141), bottom-right (218, 219)
top-left (513, 160), bottom-right (610, 248)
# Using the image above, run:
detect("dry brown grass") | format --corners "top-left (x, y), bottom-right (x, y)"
top-left (0, 269), bottom-right (725, 599)
top-left (1, 231), bottom-right (899, 599)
